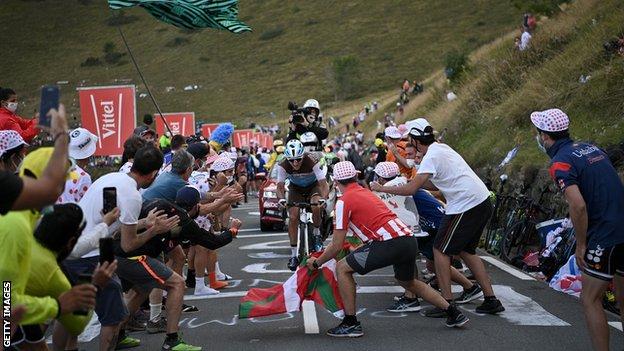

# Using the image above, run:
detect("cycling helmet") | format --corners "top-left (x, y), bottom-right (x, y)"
top-left (284, 139), bottom-right (305, 160)
top-left (299, 132), bottom-right (318, 152)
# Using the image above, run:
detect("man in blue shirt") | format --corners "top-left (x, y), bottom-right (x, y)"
top-left (143, 150), bottom-right (194, 202)
top-left (532, 108), bottom-right (624, 351)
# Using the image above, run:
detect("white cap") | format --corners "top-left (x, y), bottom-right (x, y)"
top-left (333, 161), bottom-right (359, 180)
top-left (384, 126), bottom-right (402, 139)
top-left (374, 162), bottom-right (399, 179)
top-left (530, 108), bottom-right (570, 132)
top-left (211, 156), bottom-right (235, 172)
top-left (343, 142), bottom-right (352, 150)
top-left (0, 130), bottom-right (28, 158)
top-left (69, 128), bottom-right (98, 160)
top-left (406, 118), bottom-right (433, 137)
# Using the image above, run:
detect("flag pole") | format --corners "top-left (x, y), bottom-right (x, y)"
top-left (114, 18), bottom-right (173, 136)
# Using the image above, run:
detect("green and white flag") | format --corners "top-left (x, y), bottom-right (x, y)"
top-left (108, 0), bottom-right (252, 33)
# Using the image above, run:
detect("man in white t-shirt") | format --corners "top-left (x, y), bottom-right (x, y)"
top-left (371, 118), bottom-right (504, 315)
top-left (63, 145), bottom-right (179, 351)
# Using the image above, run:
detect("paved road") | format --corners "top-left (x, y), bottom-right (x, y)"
top-left (81, 200), bottom-right (623, 351)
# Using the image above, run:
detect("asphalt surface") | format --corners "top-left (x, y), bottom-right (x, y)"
top-left (80, 199), bottom-right (623, 351)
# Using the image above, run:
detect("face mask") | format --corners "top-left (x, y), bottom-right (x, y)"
top-left (406, 159), bottom-right (416, 168)
top-left (536, 135), bottom-right (547, 154)
top-left (227, 175), bottom-right (234, 184)
top-left (5, 102), bottom-right (18, 113)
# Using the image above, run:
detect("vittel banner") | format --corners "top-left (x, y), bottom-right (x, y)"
top-left (77, 85), bottom-right (136, 156)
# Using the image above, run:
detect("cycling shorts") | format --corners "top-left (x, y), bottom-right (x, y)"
top-left (288, 182), bottom-right (321, 204)
top-left (583, 242), bottom-right (624, 281)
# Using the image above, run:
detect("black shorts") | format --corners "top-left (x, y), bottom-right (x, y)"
top-left (417, 229), bottom-right (436, 261)
top-left (116, 255), bottom-right (174, 294)
top-left (434, 198), bottom-right (492, 256)
top-left (345, 236), bottom-right (418, 281)
top-left (583, 242), bottom-right (624, 281)
top-left (10, 324), bottom-right (45, 348)
top-left (63, 256), bottom-right (129, 326)
top-left (288, 183), bottom-right (321, 204)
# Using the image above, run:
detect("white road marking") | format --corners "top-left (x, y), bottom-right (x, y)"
top-left (237, 232), bottom-right (288, 238)
top-left (482, 285), bottom-right (569, 326)
top-left (302, 300), bottom-right (320, 334)
top-left (247, 252), bottom-right (291, 259)
top-left (609, 321), bottom-right (623, 332)
top-left (184, 291), bottom-right (248, 301)
top-left (239, 239), bottom-right (291, 250)
top-left (242, 263), bottom-right (292, 274)
top-left (238, 228), bottom-right (262, 232)
top-left (248, 211), bottom-right (261, 216)
top-left (480, 256), bottom-right (536, 281)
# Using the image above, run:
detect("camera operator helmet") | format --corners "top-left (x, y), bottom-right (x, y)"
top-left (284, 139), bottom-right (305, 160)
top-left (300, 132), bottom-right (318, 153)
top-left (303, 99), bottom-right (320, 123)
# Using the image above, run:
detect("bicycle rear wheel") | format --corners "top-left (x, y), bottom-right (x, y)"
top-left (499, 221), bottom-right (528, 263)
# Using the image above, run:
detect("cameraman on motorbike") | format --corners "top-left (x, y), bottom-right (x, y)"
top-left (285, 99), bottom-right (328, 151)
top-left (276, 139), bottom-right (329, 271)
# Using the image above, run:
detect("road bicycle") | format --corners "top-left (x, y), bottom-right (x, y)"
top-left (288, 201), bottom-right (325, 263)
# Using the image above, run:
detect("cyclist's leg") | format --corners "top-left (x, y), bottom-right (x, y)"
top-left (287, 187), bottom-right (303, 258)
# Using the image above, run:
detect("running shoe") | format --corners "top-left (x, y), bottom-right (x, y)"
top-left (454, 284), bottom-right (483, 304)
top-left (181, 304), bottom-right (199, 312)
top-left (420, 306), bottom-right (447, 318)
top-left (287, 257), bottom-right (299, 271)
top-left (313, 234), bottom-right (323, 252)
top-left (194, 284), bottom-right (219, 296)
top-left (216, 272), bottom-right (233, 281)
top-left (126, 314), bottom-right (146, 331)
top-left (393, 293), bottom-right (406, 302)
top-left (115, 336), bottom-right (141, 349)
top-left (326, 322), bottom-right (363, 338)
top-left (147, 315), bottom-right (167, 334)
top-left (387, 297), bottom-right (421, 313)
top-left (475, 298), bottom-right (505, 314)
top-left (445, 305), bottom-right (469, 328)
top-left (162, 337), bottom-right (202, 351)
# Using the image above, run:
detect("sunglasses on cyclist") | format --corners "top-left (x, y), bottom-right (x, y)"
top-left (288, 157), bottom-right (303, 164)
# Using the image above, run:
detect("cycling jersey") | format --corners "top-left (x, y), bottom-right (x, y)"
top-left (548, 138), bottom-right (624, 247)
top-left (276, 153), bottom-right (325, 188)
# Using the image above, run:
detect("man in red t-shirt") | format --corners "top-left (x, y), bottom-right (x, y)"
top-left (307, 161), bottom-right (468, 338)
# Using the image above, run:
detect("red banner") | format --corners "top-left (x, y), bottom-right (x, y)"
top-left (155, 112), bottom-right (195, 137)
top-left (201, 123), bottom-right (220, 138)
top-left (77, 85), bottom-right (136, 156)
top-left (232, 129), bottom-right (253, 148)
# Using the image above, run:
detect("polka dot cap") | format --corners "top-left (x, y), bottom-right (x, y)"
top-left (211, 156), bottom-right (235, 172)
top-left (0, 130), bottom-right (28, 158)
top-left (333, 161), bottom-right (359, 180)
top-left (374, 162), bottom-right (399, 179)
top-left (530, 108), bottom-right (570, 132)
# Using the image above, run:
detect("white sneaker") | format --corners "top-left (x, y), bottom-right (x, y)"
top-left (194, 284), bottom-right (220, 296)
top-left (216, 273), bottom-right (233, 281)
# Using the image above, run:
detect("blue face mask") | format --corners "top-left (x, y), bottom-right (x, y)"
top-left (536, 134), bottom-right (547, 154)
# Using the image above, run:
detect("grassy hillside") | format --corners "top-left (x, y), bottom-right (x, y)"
top-left (391, 0), bottom-right (624, 171)
top-left (1, 0), bottom-right (523, 126)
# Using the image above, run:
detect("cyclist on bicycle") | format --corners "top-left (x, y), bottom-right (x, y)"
top-left (276, 139), bottom-right (329, 271)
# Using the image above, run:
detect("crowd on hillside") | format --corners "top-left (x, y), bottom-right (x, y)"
top-left (0, 82), bottom-right (623, 351)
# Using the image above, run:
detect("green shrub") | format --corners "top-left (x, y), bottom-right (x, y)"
top-left (444, 50), bottom-right (469, 83)
top-left (330, 55), bottom-right (362, 101)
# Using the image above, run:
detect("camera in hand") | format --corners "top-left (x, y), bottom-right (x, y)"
top-left (288, 101), bottom-right (306, 125)
top-left (74, 273), bottom-right (93, 316)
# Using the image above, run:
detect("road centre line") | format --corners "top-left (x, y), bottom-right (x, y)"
top-left (302, 301), bottom-right (319, 334)
top-left (480, 256), bottom-right (536, 281)
top-left (609, 321), bottom-right (623, 332)
top-left (237, 232), bottom-right (288, 238)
